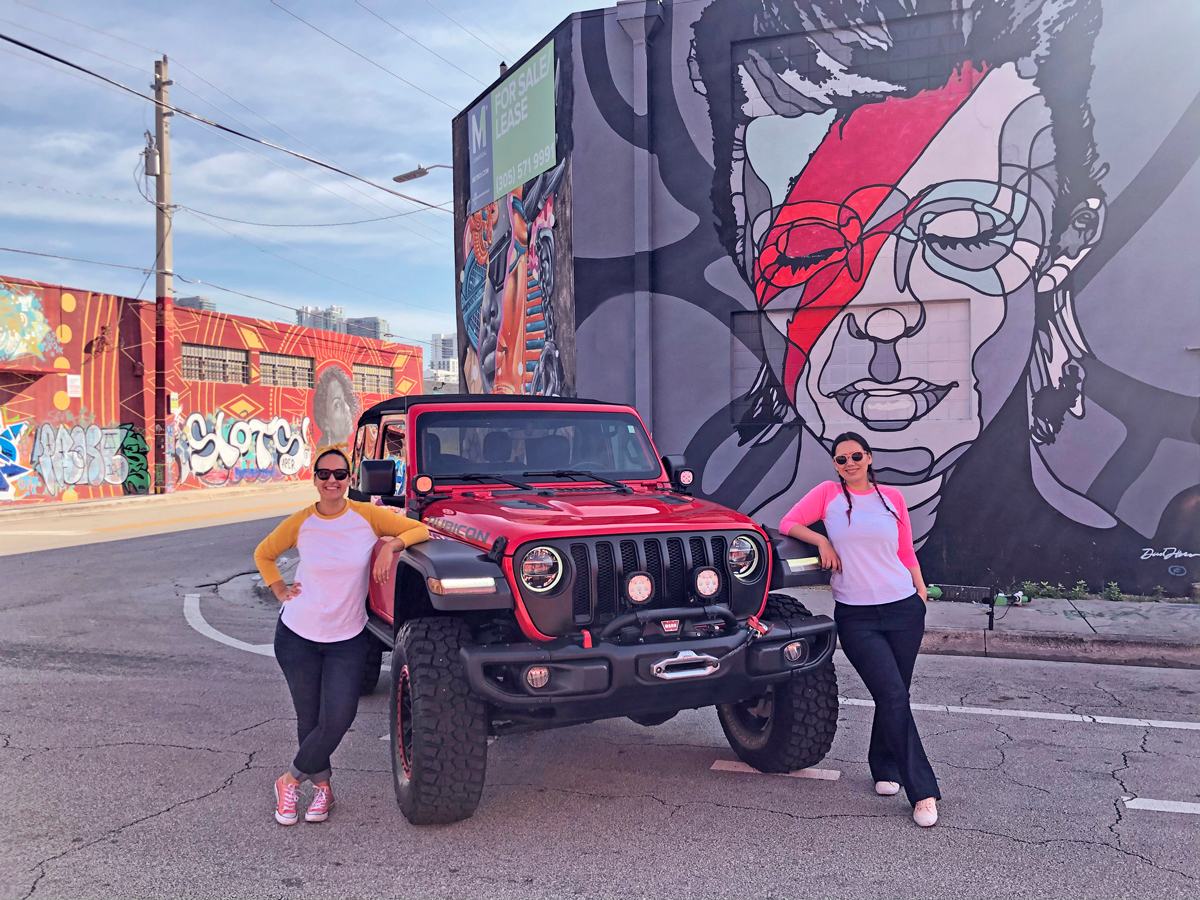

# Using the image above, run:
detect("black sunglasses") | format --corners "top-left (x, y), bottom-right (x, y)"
top-left (315, 468), bottom-right (350, 481)
top-left (834, 452), bottom-right (866, 466)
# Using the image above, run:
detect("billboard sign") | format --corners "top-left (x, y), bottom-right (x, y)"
top-left (466, 41), bottom-right (555, 213)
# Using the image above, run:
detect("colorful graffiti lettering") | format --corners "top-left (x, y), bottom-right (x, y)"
top-left (119, 424), bottom-right (150, 495)
top-left (0, 411), bottom-right (31, 501)
top-left (178, 411), bottom-right (312, 486)
top-left (31, 423), bottom-right (130, 495)
top-left (0, 286), bottom-right (56, 362)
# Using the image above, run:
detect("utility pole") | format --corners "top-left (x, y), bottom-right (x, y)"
top-left (151, 56), bottom-right (176, 494)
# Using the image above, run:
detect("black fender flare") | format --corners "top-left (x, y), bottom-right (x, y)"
top-left (763, 526), bottom-right (831, 590)
top-left (398, 537), bottom-right (514, 612)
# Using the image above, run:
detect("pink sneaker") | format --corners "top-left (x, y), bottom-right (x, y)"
top-left (305, 784), bottom-right (334, 823)
top-left (274, 775), bottom-right (300, 826)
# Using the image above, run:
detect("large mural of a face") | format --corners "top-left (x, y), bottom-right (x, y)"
top-left (312, 364), bottom-right (359, 448)
top-left (567, 0), bottom-right (1198, 591)
top-left (714, 7), bottom-right (1105, 536)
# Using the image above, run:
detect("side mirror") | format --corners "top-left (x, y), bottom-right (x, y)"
top-left (359, 459), bottom-right (396, 497)
top-left (660, 454), bottom-right (695, 494)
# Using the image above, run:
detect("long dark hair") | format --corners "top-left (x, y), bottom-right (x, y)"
top-left (830, 431), bottom-right (899, 525)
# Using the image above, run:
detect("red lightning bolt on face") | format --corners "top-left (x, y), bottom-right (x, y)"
top-left (752, 64), bottom-right (987, 402)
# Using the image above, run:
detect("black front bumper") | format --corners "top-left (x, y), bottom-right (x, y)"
top-left (459, 614), bottom-right (836, 731)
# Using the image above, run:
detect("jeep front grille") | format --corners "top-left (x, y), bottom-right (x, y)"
top-left (568, 532), bottom-right (755, 625)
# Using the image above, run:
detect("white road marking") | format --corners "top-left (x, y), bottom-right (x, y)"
top-left (711, 760), bottom-right (841, 780)
top-left (839, 697), bottom-right (1200, 731)
top-left (183, 593), bottom-right (275, 657)
top-left (1122, 798), bottom-right (1200, 814)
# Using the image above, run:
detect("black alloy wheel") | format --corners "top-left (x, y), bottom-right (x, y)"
top-left (716, 594), bottom-right (838, 772)
top-left (389, 617), bottom-right (489, 825)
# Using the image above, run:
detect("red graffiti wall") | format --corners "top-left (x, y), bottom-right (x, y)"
top-left (0, 275), bottom-right (422, 505)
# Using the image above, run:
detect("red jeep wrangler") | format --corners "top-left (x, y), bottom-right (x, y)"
top-left (350, 394), bottom-right (836, 825)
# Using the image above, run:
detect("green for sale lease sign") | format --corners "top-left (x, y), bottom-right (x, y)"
top-left (466, 41), bottom-right (555, 213)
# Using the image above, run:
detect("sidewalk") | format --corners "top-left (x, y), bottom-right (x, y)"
top-left (787, 587), bottom-right (1199, 670)
top-left (0, 479), bottom-right (312, 521)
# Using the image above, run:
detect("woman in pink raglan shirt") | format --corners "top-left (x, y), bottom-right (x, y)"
top-left (780, 431), bottom-right (940, 827)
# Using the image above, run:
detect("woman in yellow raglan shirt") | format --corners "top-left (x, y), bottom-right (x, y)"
top-left (254, 446), bottom-right (428, 826)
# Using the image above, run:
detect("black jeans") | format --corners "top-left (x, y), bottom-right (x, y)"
top-left (273, 619), bottom-right (368, 783)
top-left (835, 593), bottom-right (940, 805)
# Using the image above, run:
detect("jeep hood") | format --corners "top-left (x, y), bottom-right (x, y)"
top-left (422, 489), bottom-right (758, 550)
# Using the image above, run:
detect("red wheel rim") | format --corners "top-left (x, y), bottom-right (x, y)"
top-left (397, 665), bottom-right (413, 778)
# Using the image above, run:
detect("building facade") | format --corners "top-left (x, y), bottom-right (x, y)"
top-left (346, 316), bottom-right (389, 340)
top-left (296, 304), bottom-right (347, 333)
top-left (453, 0), bottom-right (1200, 594)
top-left (0, 275), bottom-right (422, 505)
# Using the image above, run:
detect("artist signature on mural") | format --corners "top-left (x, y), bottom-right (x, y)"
top-left (1140, 548), bottom-right (1200, 561)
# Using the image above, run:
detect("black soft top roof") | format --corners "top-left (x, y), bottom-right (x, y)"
top-left (356, 393), bottom-right (616, 429)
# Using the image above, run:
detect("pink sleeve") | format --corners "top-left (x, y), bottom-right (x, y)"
top-left (881, 486), bottom-right (918, 568)
top-left (779, 482), bottom-right (839, 535)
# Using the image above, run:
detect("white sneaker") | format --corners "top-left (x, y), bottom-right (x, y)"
top-left (913, 799), bottom-right (938, 827)
top-left (875, 781), bottom-right (900, 796)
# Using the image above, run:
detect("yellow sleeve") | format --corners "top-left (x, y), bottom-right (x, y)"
top-left (253, 507), bottom-right (312, 585)
top-left (351, 500), bottom-right (431, 548)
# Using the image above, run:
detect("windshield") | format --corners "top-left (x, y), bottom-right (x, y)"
top-left (415, 409), bottom-right (661, 481)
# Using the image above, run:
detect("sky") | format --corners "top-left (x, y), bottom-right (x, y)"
top-left (0, 0), bottom-right (599, 351)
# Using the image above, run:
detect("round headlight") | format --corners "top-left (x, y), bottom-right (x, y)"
top-left (694, 566), bottom-right (720, 598)
top-left (520, 546), bottom-right (563, 592)
top-left (728, 535), bottom-right (760, 581)
top-left (625, 572), bottom-right (654, 605)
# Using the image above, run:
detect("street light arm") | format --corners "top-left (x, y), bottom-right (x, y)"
top-left (393, 164), bottom-right (453, 183)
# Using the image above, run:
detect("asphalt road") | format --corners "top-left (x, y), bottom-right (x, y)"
top-left (2, 515), bottom-right (1198, 900)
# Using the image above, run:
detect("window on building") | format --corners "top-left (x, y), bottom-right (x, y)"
top-left (353, 363), bottom-right (394, 395)
top-left (182, 343), bottom-right (249, 383)
top-left (260, 352), bottom-right (315, 389)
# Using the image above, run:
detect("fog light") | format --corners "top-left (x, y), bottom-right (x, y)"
top-left (525, 666), bottom-right (550, 689)
top-left (693, 566), bottom-right (720, 599)
top-left (625, 572), bottom-right (654, 605)
top-left (782, 640), bottom-right (808, 664)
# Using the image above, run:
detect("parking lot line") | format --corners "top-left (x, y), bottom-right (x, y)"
top-left (839, 697), bottom-right (1200, 731)
top-left (183, 593), bottom-right (274, 657)
top-left (1122, 798), bottom-right (1200, 814)
top-left (711, 760), bottom-right (841, 780)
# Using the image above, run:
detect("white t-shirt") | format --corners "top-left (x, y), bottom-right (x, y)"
top-left (254, 500), bottom-right (429, 642)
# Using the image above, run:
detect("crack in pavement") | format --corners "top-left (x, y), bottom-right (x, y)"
top-left (19, 751), bottom-right (257, 900)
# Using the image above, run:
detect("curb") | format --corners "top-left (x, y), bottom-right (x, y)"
top-left (916, 628), bottom-right (1199, 670)
top-left (0, 482), bottom-right (313, 521)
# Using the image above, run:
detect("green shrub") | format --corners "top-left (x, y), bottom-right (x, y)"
top-left (1101, 581), bottom-right (1122, 602)
top-left (1066, 580), bottom-right (1090, 600)
top-left (1152, 585), bottom-right (1166, 600)
top-left (1020, 581), bottom-right (1067, 599)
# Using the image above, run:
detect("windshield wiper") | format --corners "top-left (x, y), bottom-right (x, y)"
top-left (436, 472), bottom-right (542, 493)
top-left (524, 469), bottom-right (634, 494)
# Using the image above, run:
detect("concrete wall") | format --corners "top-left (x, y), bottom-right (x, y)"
top-left (456, 0), bottom-right (1199, 595)
top-left (0, 276), bottom-right (423, 505)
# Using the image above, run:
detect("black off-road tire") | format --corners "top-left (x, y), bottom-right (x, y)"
top-left (359, 633), bottom-right (385, 696)
top-left (716, 593), bottom-right (838, 772)
top-left (389, 617), bottom-right (488, 825)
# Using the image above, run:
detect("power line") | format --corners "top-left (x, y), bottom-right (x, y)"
top-left (173, 203), bottom-right (451, 227)
top-left (8, 0), bottom-right (452, 230)
top-left (423, 0), bottom-right (509, 61)
top-left (0, 30), bottom-right (451, 213)
top-left (353, 0), bottom-right (486, 86)
top-left (268, 0), bottom-right (459, 110)
top-left (0, 244), bottom-right (436, 348)
top-left (180, 207), bottom-right (447, 313)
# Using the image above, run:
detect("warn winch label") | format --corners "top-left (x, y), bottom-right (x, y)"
top-left (426, 516), bottom-right (492, 544)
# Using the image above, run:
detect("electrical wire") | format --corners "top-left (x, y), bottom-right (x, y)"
top-left (4, 178), bottom-right (141, 205)
top-left (0, 244), bottom-right (436, 348)
top-left (0, 30), bottom-right (450, 213)
top-left (268, 0), bottom-right (459, 110)
top-left (6, 1), bottom-right (455, 232)
top-left (353, 0), bottom-right (486, 85)
top-left (423, 0), bottom-right (509, 61)
top-left (180, 207), bottom-right (446, 313)
top-left (173, 203), bottom-right (451, 228)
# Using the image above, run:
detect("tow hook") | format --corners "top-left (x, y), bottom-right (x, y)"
top-left (650, 649), bottom-right (721, 680)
